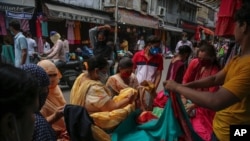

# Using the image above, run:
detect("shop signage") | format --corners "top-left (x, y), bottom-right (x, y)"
top-left (6, 11), bottom-right (33, 19)
top-left (0, 3), bottom-right (34, 13)
top-left (49, 10), bottom-right (105, 24)
top-left (119, 9), bottom-right (159, 29)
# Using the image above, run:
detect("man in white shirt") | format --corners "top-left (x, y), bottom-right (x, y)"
top-left (42, 36), bottom-right (51, 53)
top-left (61, 35), bottom-right (69, 62)
top-left (175, 32), bottom-right (193, 53)
top-left (25, 31), bottom-right (37, 63)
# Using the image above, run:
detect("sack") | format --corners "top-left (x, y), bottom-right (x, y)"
top-left (136, 81), bottom-right (156, 111)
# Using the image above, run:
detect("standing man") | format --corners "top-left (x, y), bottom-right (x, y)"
top-left (165, 3), bottom-right (250, 141)
top-left (175, 32), bottom-right (193, 53)
top-left (61, 35), bottom-right (70, 62)
top-left (9, 20), bottom-right (29, 67)
top-left (25, 31), bottom-right (37, 63)
top-left (132, 35), bottom-right (163, 89)
top-left (42, 36), bottom-right (51, 53)
top-left (89, 24), bottom-right (114, 76)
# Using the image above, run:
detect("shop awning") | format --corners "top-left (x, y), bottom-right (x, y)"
top-left (0, 0), bottom-right (35, 19)
top-left (44, 3), bottom-right (112, 24)
top-left (198, 26), bottom-right (214, 35)
top-left (162, 25), bottom-right (183, 33)
top-left (118, 8), bottom-right (159, 29)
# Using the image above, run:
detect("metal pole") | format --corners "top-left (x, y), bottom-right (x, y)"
top-left (114, 0), bottom-right (118, 46)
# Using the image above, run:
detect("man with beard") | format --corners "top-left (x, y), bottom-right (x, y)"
top-left (89, 25), bottom-right (114, 76)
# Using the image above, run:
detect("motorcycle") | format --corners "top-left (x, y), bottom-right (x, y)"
top-left (58, 60), bottom-right (82, 88)
top-left (33, 52), bottom-right (83, 88)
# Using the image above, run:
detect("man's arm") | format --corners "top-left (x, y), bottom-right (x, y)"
top-left (21, 49), bottom-right (28, 65)
top-left (154, 70), bottom-right (162, 89)
top-left (89, 26), bottom-right (98, 49)
top-left (19, 37), bottom-right (28, 65)
top-left (165, 80), bottom-right (239, 111)
top-left (184, 70), bottom-right (226, 88)
top-left (47, 42), bottom-right (62, 58)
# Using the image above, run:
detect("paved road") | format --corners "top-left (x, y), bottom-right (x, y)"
top-left (62, 58), bottom-right (171, 103)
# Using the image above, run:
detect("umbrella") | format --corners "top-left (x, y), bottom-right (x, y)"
top-left (215, 0), bottom-right (242, 37)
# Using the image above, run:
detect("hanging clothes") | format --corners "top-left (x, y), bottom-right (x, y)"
top-left (66, 20), bottom-right (75, 44)
top-left (41, 20), bottom-right (48, 37)
top-left (0, 13), bottom-right (7, 35)
top-left (74, 21), bottom-right (81, 44)
top-left (20, 19), bottom-right (30, 32)
top-left (36, 17), bottom-right (43, 53)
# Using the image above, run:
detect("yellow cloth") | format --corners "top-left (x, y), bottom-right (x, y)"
top-left (213, 56), bottom-right (250, 141)
top-left (70, 73), bottom-right (137, 130)
top-left (37, 60), bottom-right (67, 135)
top-left (106, 73), bottom-right (139, 96)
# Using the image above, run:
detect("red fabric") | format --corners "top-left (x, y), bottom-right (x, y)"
top-left (137, 111), bottom-right (158, 124)
top-left (215, 0), bottom-right (242, 37)
top-left (36, 19), bottom-right (42, 38)
top-left (182, 58), bottom-right (220, 141)
top-left (153, 90), bottom-right (168, 108)
top-left (194, 27), bottom-right (201, 41)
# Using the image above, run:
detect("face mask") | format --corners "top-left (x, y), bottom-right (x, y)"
top-left (98, 71), bottom-right (109, 84)
top-left (120, 72), bottom-right (131, 78)
top-left (10, 30), bottom-right (15, 35)
top-left (149, 46), bottom-right (160, 55)
top-left (199, 59), bottom-right (212, 66)
top-left (97, 41), bottom-right (106, 46)
top-left (182, 37), bottom-right (187, 41)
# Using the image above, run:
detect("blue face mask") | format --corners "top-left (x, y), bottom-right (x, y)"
top-left (10, 30), bottom-right (15, 35)
top-left (149, 46), bottom-right (160, 55)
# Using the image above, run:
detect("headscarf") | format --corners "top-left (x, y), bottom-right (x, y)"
top-left (50, 31), bottom-right (61, 44)
top-left (20, 64), bottom-right (57, 141)
top-left (37, 60), bottom-right (62, 88)
top-left (20, 64), bottom-right (50, 110)
top-left (37, 60), bottom-right (67, 135)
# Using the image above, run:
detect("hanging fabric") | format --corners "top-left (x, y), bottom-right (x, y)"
top-left (66, 20), bottom-right (75, 44)
top-left (74, 21), bottom-right (81, 44)
top-left (0, 13), bottom-right (7, 35)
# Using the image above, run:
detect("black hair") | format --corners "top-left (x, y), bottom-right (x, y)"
top-left (116, 57), bottom-right (133, 73)
top-left (8, 19), bottom-right (21, 31)
top-left (145, 35), bottom-right (161, 45)
top-left (199, 44), bottom-right (220, 68)
top-left (178, 45), bottom-right (192, 56)
top-left (87, 55), bottom-right (109, 72)
top-left (0, 63), bottom-right (39, 120)
top-left (234, 3), bottom-right (250, 26)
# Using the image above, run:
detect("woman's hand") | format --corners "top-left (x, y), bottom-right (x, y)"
top-left (185, 103), bottom-right (195, 113)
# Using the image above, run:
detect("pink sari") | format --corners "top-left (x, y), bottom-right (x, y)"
top-left (183, 58), bottom-right (220, 141)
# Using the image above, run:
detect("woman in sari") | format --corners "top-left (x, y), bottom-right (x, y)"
top-left (182, 43), bottom-right (220, 141)
top-left (37, 60), bottom-right (69, 140)
top-left (70, 55), bottom-right (136, 130)
top-left (106, 57), bottom-right (139, 97)
top-left (153, 45), bottom-right (192, 108)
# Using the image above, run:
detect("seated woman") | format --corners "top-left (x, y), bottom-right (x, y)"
top-left (20, 64), bottom-right (57, 141)
top-left (106, 57), bottom-right (139, 97)
top-left (37, 60), bottom-right (69, 140)
top-left (70, 55), bottom-right (136, 130)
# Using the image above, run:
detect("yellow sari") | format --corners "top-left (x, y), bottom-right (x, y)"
top-left (70, 73), bottom-right (137, 130)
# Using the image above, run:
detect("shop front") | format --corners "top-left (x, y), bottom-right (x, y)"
top-left (41, 2), bottom-right (113, 52)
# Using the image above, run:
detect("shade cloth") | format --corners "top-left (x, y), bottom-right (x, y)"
top-left (215, 0), bottom-right (242, 37)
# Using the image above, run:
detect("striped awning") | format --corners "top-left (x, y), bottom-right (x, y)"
top-left (196, 0), bottom-right (220, 10)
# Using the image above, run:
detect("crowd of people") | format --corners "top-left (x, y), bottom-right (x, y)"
top-left (1, 2), bottom-right (250, 141)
